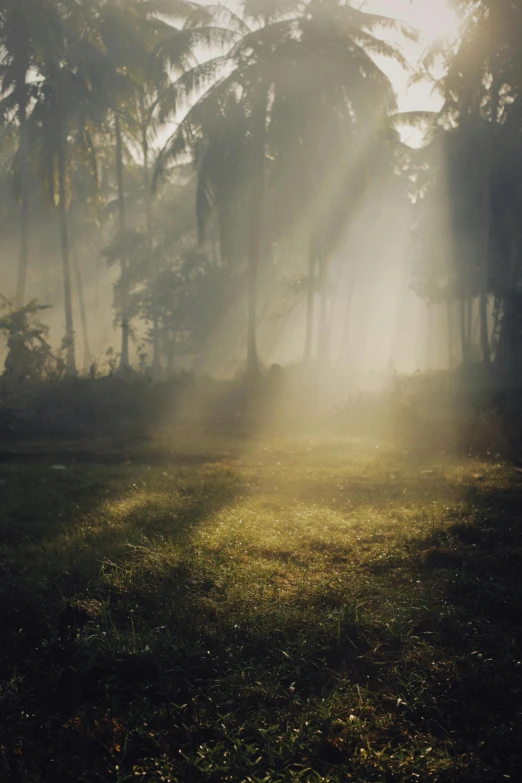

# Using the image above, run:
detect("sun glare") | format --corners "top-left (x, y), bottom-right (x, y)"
top-left (366, 0), bottom-right (458, 46)
top-left (362, 0), bottom-right (460, 144)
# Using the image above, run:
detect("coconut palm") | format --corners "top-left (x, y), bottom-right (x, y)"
top-left (269, 0), bottom-right (406, 362)
top-left (29, 1), bottom-right (106, 376)
top-left (156, 0), bottom-right (406, 372)
top-left (0, 0), bottom-right (64, 307)
top-left (96, 0), bottom-right (197, 371)
top-left (413, 0), bottom-right (522, 369)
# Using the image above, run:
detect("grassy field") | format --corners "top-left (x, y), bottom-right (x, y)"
top-left (0, 436), bottom-right (521, 781)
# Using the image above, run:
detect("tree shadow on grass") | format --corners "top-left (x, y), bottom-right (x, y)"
top-left (359, 478), bottom-right (522, 781)
top-left (2, 455), bottom-right (522, 782)
top-left (0, 455), bottom-right (245, 781)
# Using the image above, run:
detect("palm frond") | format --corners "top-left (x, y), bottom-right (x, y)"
top-left (183, 4), bottom-right (252, 36)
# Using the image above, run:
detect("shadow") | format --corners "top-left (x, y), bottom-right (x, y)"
top-left (2, 445), bottom-right (522, 782)
top-left (0, 451), bottom-right (242, 774)
top-left (0, 440), bottom-right (238, 465)
top-left (368, 478), bottom-right (522, 778)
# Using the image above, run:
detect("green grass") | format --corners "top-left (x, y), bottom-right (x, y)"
top-left (1, 436), bottom-right (521, 781)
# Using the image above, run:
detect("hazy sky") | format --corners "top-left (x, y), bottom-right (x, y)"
top-left (364, 0), bottom-right (458, 125)
top-left (212, 0), bottom-right (459, 144)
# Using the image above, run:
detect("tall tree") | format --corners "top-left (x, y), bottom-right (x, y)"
top-left (157, 0), bottom-right (404, 373)
top-left (0, 0), bottom-right (63, 306)
top-left (413, 0), bottom-right (522, 372)
top-left (97, 0), bottom-right (194, 371)
top-left (30, 1), bottom-right (104, 376)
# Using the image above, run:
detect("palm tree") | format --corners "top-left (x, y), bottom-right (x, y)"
top-left (157, 0), bottom-right (406, 373)
top-left (0, 0), bottom-right (63, 307)
top-left (155, 3), bottom-right (295, 374)
top-left (132, 37), bottom-right (195, 374)
top-left (97, 0), bottom-right (195, 371)
top-left (29, 2), bottom-right (105, 376)
top-left (97, 0), bottom-right (147, 370)
top-left (414, 0), bottom-right (522, 369)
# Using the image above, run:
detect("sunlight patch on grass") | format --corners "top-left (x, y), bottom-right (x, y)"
top-left (1, 440), bottom-right (520, 781)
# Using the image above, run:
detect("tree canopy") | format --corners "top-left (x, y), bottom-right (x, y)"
top-left (0, 0), bottom-right (521, 382)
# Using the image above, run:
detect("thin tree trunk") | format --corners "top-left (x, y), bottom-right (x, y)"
top-left (317, 251), bottom-right (330, 363)
top-left (57, 141), bottom-right (76, 376)
top-left (95, 226), bottom-right (101, 313)
top-left (141, 99), bottom-right (161, 377)
top-left (211, 221), bottom-right (220, 265)
top-left (459, 298), bottom-right (469, 366)
top-left (479, 287), bottom-right (490, 365)
top-left (496, 234), bottom-right (520, 372)
top-left (480, 175), bottom-right (491, 366)
top-left (303, 241), bottom-right (316, 363)
top-left (246, 100), bottom-right (266, 376)
top-left (142, 108), bottom-right (152, 240)
top-left (509, 232), bottom-right (519, 288)
top-left (472, 298), bottom-right (480, 345)
top-left (466, 297), bottom-right (472, 358)
top-left (71, 212), bottom-right (90, 369)
top-left (115, 112), bottom-right (129, 370)
top-left (446, 301), bottom-right (454, 369)
top-left (425, 303), bottom-right (432, 372)
top-left (491, 296), bottom-right (501, 364)
top-left (15, 99), bottom-right (29, 307)
top-left (247, 202), bottom-right (260, 375)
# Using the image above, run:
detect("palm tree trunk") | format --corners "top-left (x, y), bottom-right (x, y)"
top-left (491, 296), bottom-right (501, 364)
top-left (479, 289), bottom-right (489, 365)
top-left (246, 101), bottom-right (266, 376)
top-left (115, 111), bottom-right (129, 370)
top-left (142, 108), bottom-right (152, 240)
top-left (140, 99), bottom-right (161, 377)
top-left (424, 304), bottom-right (431, 370)
top-left (303, 241), bottom-right (316, 363)
top-left (95, 225), bottom-right (103, 313)
top-left (71, 212), bottom-right (90, 369)
top-left (317, 252), bottom-right (330, 363)
top-left (15, 100), bottom-right (29, 307)
top-left (57, 142), bottom-right (76, 376)
top-left (447, 300), bottom-right (454, 370)
top-left (247, 204), bottom-right (260, 375)
top-left (466, 297), bottom-right (473, 358)
top-left (480, 176), bottom-right (491, 366)
top-left (459, 297), bottom-right (469, 366)
top-left (211, 222), bottom-right (220, 265)
top-left (496, 234), bottom-right (520, 372)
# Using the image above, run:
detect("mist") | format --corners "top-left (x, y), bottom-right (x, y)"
top-left (0, 0), bottom-right (460, 393)
top-left (2, 2), bottom-right (522, 780)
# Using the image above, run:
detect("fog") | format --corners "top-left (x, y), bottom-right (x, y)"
top-left (3, 6), bottom-right (522, 778)
top-left (0, 0), bottom-right (517, 406)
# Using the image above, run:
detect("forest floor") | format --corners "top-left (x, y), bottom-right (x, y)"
top-left (0, 436), bottom-right (521, 782)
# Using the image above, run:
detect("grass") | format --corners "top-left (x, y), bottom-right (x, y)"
top-left (0, 435), bottom-right (521, 781)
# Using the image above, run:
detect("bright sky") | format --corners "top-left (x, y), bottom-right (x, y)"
top-left (365, 0), bottom-right (458, 56)
top-left (169, 0), bottom-right (460, 147)
top-left (364, 0), bottom-right (459, 143)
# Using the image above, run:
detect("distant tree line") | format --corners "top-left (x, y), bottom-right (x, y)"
top-left (0, 0), bottom-right (521, 384)
top-left (412, 0), bottom-right (522, 382)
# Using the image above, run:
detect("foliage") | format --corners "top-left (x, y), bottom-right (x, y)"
top-left (0, 299), bottom-right (62, 387)
top-left (0, 0), bottom-right (522, 379)
top-left (411, 0), bottom-right (522, 374)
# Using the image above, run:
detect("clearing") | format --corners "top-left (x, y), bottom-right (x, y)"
top-left (0, 437), bottom-right (521, 781)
